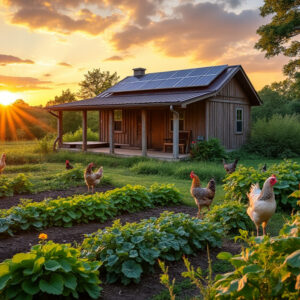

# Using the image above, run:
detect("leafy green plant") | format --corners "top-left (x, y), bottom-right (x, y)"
top-left (206, 201), bottom-right (254, 235)
top-left (0, 176), bottom-right (13, 197)
top-left (213, 216), bottom-right (300, 299)
top-left (55, 166), bottom-right (84, 185)
top-left (0, 241), bottom-right (102, 299)
top-left (64, 128), bottom-right (98, 142)
top-left (10, 173), bottom-right (33, 195)
top-left (223, 160), bottom-right (300, 210)
top-left (0, 184), bottom-right (182, 236)
top-left (80, 211), bottom-right (223, 285)
top-left (190, 138), bottom-right (226, 161)
top-left (158, 260), bottom-right (176, 300)
top-left (34, 135), bottom-right (54, 154)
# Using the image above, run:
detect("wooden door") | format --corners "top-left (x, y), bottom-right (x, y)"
top-left (149, 110), bottom-right (165, 150)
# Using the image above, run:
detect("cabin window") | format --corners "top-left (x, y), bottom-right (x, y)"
top-left (114, 110), bottom-right (123, 131)
top-left (236, 108), bottom-right (243, 134)
top-left (170, 111), bottom-right (185, 131)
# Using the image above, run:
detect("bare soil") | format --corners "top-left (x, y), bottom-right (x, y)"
top-left (0, 187), bottom-right (241, 300)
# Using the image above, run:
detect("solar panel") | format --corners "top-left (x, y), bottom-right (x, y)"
top-left (108, 65), bottom-right (228, 93)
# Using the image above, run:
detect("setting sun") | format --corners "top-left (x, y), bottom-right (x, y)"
top-left (0, 91), bottom-right (21, 106)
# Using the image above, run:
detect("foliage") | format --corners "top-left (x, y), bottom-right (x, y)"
top-left (63, 127), bottom-right (99, 142)
top-left (255, 0), bottom-right (300, 78)
top-left (213, 217), bottom-right (300, 299)
top-left (0, 241), bottom-right (101, 299)
top-left (223, 160), bottom-right (300, 210)
top-left (158, 260), bottom-right (176, 300)
top-left (34, 135), bottom-right (54, 154)
top-left (77, 68), bottom-right (119, 99)
top-left (245, 114), bottom-right (300, 158)
top-left (190, 138), bottom-right (226, 161)
top-left (46, 89), bottom-right (77, 107)
top-left (206, 201), bottom-right (254, 235)
top-left (81, 211), bottom-right (223, 285)
top-left (0, 184), bottom-right (182, 236)
top-left (55, 165), bottom-right (84, 185)
top-left (0, 174), bottom-right (33, 197)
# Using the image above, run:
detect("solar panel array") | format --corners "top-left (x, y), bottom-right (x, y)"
top-left (108, 65), bottom-right (228, 93)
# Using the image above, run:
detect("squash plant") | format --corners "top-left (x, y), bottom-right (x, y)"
top-left (0, 241), bottom-right (101, 299)
top-left (223, 160), bottom-right (300, 210)
top-left (81, 211), bottom-right (223, 285)
top-left (0, 174), bottom-right (33, 197)
top-left (213, 213), bottom-right (300, 299)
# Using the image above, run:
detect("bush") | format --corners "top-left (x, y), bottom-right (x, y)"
top-left (245, 114), bottom-right (300, 158)
top-left (0, 241), bottom-right (101, 299)
top-left (34, 135), bottom-right (54, 154)
top-left (0, 184), bottom-right (182, 236)
top-left (64, 128), bottom-right (98, 142)
top-left (213, 217), bottom-right (300, 299)
top-left (206, 201), bottom-right (254, 235)
top-left (0, 176), bottom-right (13, 197)
top-left (80, 211), bottom-right (223, 285)
top-left (223, 160), bottom-right (300, 210)
top-left (0, 174), bottom-right (33, 197)
top-left (190, 138), bottom-right (226, 161)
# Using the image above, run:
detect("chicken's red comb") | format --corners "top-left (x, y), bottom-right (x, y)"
top-left (271, 174), bottom-right (276, 178)
top-left (66, 160), bottom-right (69, 163)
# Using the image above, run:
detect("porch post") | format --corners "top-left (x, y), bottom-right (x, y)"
top-left (141, 109), bottom-right (147, 156)
top-left (109, 110), bottom-right (114, 154)
top-left (172, 110), bottom-right (179, 159)
top-left (58, 111), bottom-right (63, 148)
top-left (82, 110), bottom-right (87, 151)
top-left (98, 110), bottom-right (101, 141)
top-left (205, 100), bottom-right (209, 141)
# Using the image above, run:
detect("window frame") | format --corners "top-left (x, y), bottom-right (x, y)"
top-left (113, 109), bottom-right (123, 132)
top-left (235, 107), bottom-right (243, 134)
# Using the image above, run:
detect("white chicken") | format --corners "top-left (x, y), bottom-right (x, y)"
top-left (247, 175), bottom-right (277, 236)
top-left (84, 163), bottom-right (103, 193)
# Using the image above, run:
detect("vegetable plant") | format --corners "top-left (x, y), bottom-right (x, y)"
top-left (0, 241), bottom-right (101, 299)
top-left (0, 174), bottom-right (33, 197)
top-left (80, 211), bottom-right (223, 285)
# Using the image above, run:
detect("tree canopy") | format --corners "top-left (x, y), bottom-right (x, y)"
top-left (77, 68), bottom-right (119, 99)
top-left (46, 89), bottom-right (77, 107)
top-left (255, 0), bottom-right (300, 78)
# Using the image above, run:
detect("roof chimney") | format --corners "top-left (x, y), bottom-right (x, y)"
top-left (133, 67), bottom-right (146, 78)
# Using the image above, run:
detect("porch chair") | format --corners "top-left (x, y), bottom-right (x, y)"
top-left (163, 130), bottom-right (192, 154)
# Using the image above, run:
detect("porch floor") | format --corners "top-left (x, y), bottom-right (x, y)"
top-left (60, 146), bottom-right (190, 161)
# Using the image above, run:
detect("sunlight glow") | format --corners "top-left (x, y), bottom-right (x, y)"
top-left (0, 91), bottom-right (22, 106)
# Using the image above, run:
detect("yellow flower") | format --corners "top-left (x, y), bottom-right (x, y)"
top-left (39, 233), bottom-right (48, 240)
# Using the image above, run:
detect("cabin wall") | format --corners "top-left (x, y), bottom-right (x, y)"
top-left (208, 77), bottom-right (251, 149)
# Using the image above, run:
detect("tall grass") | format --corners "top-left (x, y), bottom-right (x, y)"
top-left (63, 127), bottom-right (98, 142)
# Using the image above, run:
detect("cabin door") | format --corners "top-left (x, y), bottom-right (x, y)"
top-left (148, 110), bottom-right (165, 150)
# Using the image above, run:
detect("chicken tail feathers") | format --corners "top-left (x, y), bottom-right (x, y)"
top-left (247, 183), bottom-right (260, 206)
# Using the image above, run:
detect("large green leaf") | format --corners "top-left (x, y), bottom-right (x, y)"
top-left (121, 260), bottom-right (142, 279)
top-left (39, 273), bottom-right (64, 295)
top-left (21, 279), bottom-right (40, 295)
top-left (285, 249), bottom-right (300, 268)
top-left (44, 260), bottom-right (61, 271)
top-left (82, 283), bottom-right (101, 299)
top-left (0, 274), bottom-right (11, 290)
top-left (64, 273), bottom-right (77, 290)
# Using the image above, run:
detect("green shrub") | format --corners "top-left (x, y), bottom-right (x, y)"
top-left (0, 241), bottom-right (101, 299)
top-left (0, 176), bottom-right (13, 197)
top-left (190, 138), bottom-right (226, 161)
top-left (206, 201), bottom-right (254, 235)
top-left (245, 114), bottom-right (300, 158)
top-left (213, 216), bottom-right (300, 299)
top-left (80, 211), bottom-right (223, 285)
top-left (10, 173), bottom-right (33, 195)
top-left (130, 161), bottom-right (174, 176)
top-left (223, 160), bottom-right (300, 210)
top-left (34, 135), bottom-right (54, 154)
top-left (56, 166), bottom-right (84, 185)
top-left (64, 128), bottom-right (98, 142)
top-left (0, 184), bottom-right (182, 236)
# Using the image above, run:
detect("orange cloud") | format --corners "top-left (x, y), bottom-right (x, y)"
top-left (58, 62), bottom-right (72, 67)
top-left (0, 54), bottom-right (34, 66)
top-left (0, 74), bottom-right (51, 92)
top-left (3, 0), bottom-right (120, 35)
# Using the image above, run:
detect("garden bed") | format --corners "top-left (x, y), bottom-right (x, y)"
top-left (0, 185), bottom-right (114, 209)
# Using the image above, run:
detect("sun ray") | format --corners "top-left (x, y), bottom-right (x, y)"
top-left (5, 108), bottom-right (17, 140)
top-left (9, 108), bottom-right (35, 139)
top-left (0, 108), bottom-right (7, 141)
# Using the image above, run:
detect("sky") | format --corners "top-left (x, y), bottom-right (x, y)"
top-left (0, 0), bottom-right (289, 106)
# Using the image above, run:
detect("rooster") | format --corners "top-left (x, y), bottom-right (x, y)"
top-left (0, 153), bottom-right (6, 174)
top-left (223, 158), bottom-right (239, 174)
top-left (261, 164), bottom-right (267, 172)
top-left (65, 160), bottom-right (73, 170)
top-left (190, 171), bottom-right (216, 219)
top-left (247, 175), bottom-right (277, 236)
top-left (84, 163), bottom-right (103, 193)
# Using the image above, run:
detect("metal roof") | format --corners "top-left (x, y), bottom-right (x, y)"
top-left (47, 65), bottom-right (261, 110)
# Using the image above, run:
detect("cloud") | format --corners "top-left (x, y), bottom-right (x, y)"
top-left (3, 0), bottom-right (120, 35)
top-left (58, 62), bottom-right (72, 67)
top-left (0, 54), bottom-right (34, 66)
top-left (216, 0), bottom-right (242, 9)
top-left (104, 55), bottom-right (124, 61)
top-left (111, 2), bottom-right (263, 62)
top-left (0, 74), bottom-right (51, 91)
top-left (43, 73), bottom-right (51, 77)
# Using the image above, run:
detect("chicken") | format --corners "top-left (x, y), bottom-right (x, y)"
top-left (0, 153), bottom-right (6, 174)
top-left (190, 171), bottom-right (216, 219)
top-left (261, 164), bottom-right (267, 172)
top-left (247, 175), bottom-right (277, 236)
top-left (84, 163), bottom-right (103, 193)
top-left (65, 160), bottom-right (73, 170)
top-left (223, 158), bottom-right (239, 174)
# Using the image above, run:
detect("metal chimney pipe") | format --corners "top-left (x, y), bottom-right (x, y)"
top-left (133, 68), bottom-right (146, 77)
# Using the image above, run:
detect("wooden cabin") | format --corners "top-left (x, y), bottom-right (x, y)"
top-left (47, 65), bottom-right (261, 159)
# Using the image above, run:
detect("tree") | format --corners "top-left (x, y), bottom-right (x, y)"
top-left (46, 89), bottom-right (77, 107)
top-left (255, 0), bottom-right (300, 78)
top-left (77, 68), bottom-right (119, 99)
